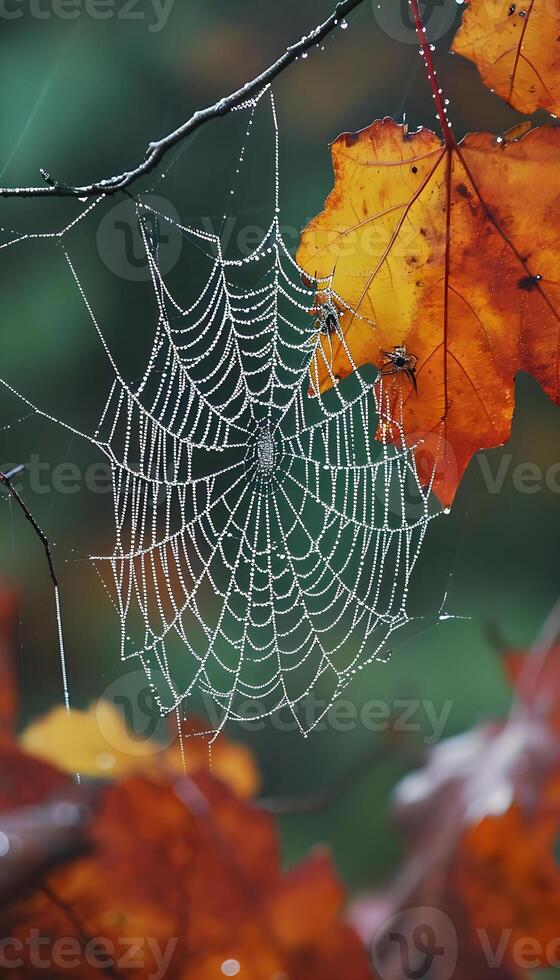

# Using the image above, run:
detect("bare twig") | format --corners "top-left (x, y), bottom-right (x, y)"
top-left (0, 466), bottom-right (58, 587)
top-left (0, 0), bottom-right (367, 200)
top-left (0, 466), bottom-right (71, 715)
top-left (40, 881), bottom-right (124, 980)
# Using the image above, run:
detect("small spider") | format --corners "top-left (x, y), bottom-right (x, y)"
top-left (307, 297), bottom-right (344, 376)
top-left (379, 344), bottom-right (418, 392)
top-left (312, 297), bottom-right (343, 336)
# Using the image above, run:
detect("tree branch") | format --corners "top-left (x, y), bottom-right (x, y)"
top-left (0, 465), bottom-right (72, 715)
top-left (0, 466), bottom-right (58, 587)
top-left (0, 0), bottom-right (367, 200)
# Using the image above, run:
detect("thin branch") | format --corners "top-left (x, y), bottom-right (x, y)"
top-left (0, 0), bottom-right (367, 200)
top-left (0, 466), bottom-right (58, 587)
top-left (0, 465), bottom-right (72, 716)
top-left (40, 881), bottom-right (125, 980)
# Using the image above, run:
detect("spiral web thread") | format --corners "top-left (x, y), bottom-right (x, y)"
top-left (0, 88), bottom-right (443, 738)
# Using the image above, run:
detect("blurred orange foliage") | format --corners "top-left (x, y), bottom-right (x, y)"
top-left (350, 610), bottom-right (560, 979)
top-left (0, 589), bottom-right (372, 980)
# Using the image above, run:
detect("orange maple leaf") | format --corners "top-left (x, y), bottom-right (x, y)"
top-left (0, 581), bottom-right (370, 979)
top-left (349, 602), bottom-right (560, 978)
top-left (296, 119), bottom-right (560, 506)
top-left (454, 618), bottom-right (560, 966)
top-left (0, 772), bottom-right (373, 980)
top-left (453, 0), bottom-right (560, 117)
top-left (455, 798), bottom-right (560, 966)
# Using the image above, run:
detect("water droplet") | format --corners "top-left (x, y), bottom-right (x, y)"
top-left (221, 961), bottom-right (241, 978)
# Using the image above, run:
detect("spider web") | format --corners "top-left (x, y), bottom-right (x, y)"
top-left (0, 88), bottom-right (445, 738)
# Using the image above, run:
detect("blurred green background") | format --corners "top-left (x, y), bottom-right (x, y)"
top-left (0, 0), bottom-right (559, 900)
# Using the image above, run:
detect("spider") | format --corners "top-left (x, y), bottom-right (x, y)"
top-left (312, 297), bottom-right (343, 337)
top-left (307, 297), bottom-right (344, 375)
top-left (379, 344), bottom-right (418, 392)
